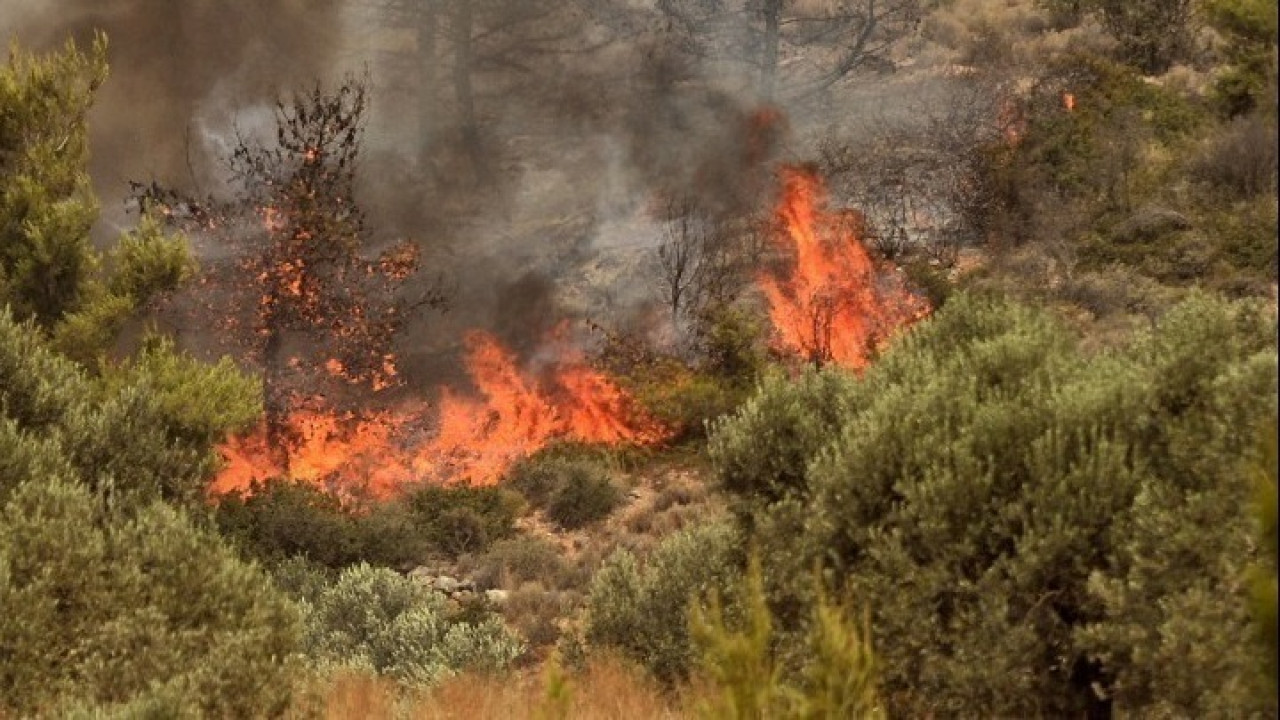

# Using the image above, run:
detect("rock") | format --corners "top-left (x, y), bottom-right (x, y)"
top-left (1113, 207), bottom-right (1192, 242)
top-left (432, 575), bottom-right (460, 593)
top-left (485, 589), bottom-right (510, 605)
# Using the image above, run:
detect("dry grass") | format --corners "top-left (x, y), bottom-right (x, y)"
top-left (306, 657), bottom-right (689, 720)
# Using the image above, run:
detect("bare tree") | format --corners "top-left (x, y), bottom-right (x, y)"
top-left (819, 75), bottom-right (1013, 266)
top-left (652, 194), bottom-right (765, 340)
top-left (365, 0), bottom-right (625, 184)
top-left (657, 0), bottom-right (923, 101)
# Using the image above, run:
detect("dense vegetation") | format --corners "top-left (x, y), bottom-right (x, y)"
top-left (2, 0), bottom-right (1276, 716)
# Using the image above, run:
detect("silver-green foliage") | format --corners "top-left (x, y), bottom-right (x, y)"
top-left (302, 563), bottom-right (524, 685)
top-left (0, 308), bottom-right (260, 507)
top-left (0, 479), bottom-right (300, 717)
top-left (710, 291), bottom-right (1278, 717)
top-left (585, 520), bottom-right (739, 683)
top-left (0, 307), bottom-right (286, 715)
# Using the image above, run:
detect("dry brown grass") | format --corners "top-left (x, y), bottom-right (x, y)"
top-left (305, 657), bottom-right (689, 720)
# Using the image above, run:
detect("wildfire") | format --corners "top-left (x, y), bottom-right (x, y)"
top-left (758, 167), bottom-right (928, 368)
top-left (213, 328), bottom-right (665, 497)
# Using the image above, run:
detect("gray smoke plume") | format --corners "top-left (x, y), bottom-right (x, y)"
top-left (5, 0), bottom-right (945, 387)
top-left (2, 0), bottom-right (346, 235)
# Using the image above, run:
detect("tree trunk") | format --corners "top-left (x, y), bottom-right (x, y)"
top-left (452, 2), bottom-right (488, 185)
top-left (415, 0), bottom-right (440, 171)
top-left (761, 0), bottom-right (782, 101)
top-left (260, 293), bottom-right (290, 475)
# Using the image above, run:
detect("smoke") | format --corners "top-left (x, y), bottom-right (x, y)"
top-left (2, 0), bottom-right (347, 234)
top-left (4, 0), bottom-right (918, 387)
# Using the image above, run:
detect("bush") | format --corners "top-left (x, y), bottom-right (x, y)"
top-left (402, 484), bottom-right (525, 557)
top-left (502, 582), bottom-right (575, 650)
top-left (462, 536), bottom-right (576, 591)
top-left (707, 369), bottom-right (859, 507)
top-left (506, 453), bottom-right (622, 530)
top-left (0, 479), bottom-right (300, 717)
top-left (302, 563), bottom-right (524, 685)
top-left (547, 471), bottom-right (623, 530)
top-left (710, 291), bottom-right (1277, 717)
top-left (691, 557), bottom-right (884, 719)
top-left (585, 520), bottom-right (739, 684)
top-left (633, 369), bottom-right (751, 444)
top-left (1192, 113), bottom-right (1279, 198)
top-left (215, 478), bottom-right (431, 569)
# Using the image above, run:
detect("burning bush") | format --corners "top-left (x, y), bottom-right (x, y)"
top-left (758, 166), bottom-right (929, 368)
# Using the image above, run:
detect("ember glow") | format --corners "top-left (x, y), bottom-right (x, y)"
top-left (213, 329), bottom-right (665, 497)
top-left (759, 167), bottom-right (928, 368)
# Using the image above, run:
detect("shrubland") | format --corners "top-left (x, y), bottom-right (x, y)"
top-left (3, 1), bottom-right (1277, 715)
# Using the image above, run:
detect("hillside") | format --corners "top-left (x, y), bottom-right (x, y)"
top-left (1, 1), bottom-right (1276, 717)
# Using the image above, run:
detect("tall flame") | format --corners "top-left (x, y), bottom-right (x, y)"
top-left (759, 167), bottom-right (927, 368)
top-left (213, 329), bottom-right (665, 497)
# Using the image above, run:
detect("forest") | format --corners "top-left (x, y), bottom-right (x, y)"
top-left (1, 0), bottom-right (1276, 717)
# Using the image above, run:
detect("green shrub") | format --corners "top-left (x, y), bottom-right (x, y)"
top-left (694, 305), bottom-right (767, 384)
top-left (1, 308), bottom-right (260, 509)
top-left (1203, 0), bottom-right (1278, 117)
top-left (585, 520), bottom-right (739, 683)
top-left (507, 453), bottom-right (622, 529)
top-left (547, 470), bottom-right (623, 530)
top-left (634, 369), bottom-right (751, 444)
top-left (691, 557), bottom-right (885, 720)
top-left (402, 483), bottom-right (525, 557)
top-left (902, 260), bottom-right (953, 309)
top-left (215, 478), bottom-right (431, 569)
top-left (217, 480), bottom-right (525, 568)
top-left (707, 369), bottom-right (860, 507)
top-left (0, 479), bottom-right (300, 717)
top-left (1249, 422), bottom-right (1278, 683)
top-left (463, 535), bottom-right (577, 591)
top-left (710, 291), bottom-right (1277, 717)
top-left (302, 563), bottom-right (524, 684)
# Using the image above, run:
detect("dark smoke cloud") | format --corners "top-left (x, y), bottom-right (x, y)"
top-left (3, 0), bottom-right (796, 381)
top-left (2, 0), bottom-right (345, 233)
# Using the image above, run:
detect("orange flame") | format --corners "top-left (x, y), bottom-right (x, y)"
top-left (759, 167), bottom-right (928, 368)
top-left (213, 329), bottom-right (665, 497)
top-left (213, 406), bottom-right (409, 497)
top-left (1062, 92), bottom-right (1076, 111)
top-left (410, 330), bottom-right (663, 485)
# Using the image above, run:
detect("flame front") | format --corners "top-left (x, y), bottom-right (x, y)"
top-left (759, 167), bottom-right (928, 368)
top-left (213, 407), bottom-right (409, 497)
top-left (214, 329), bottom-right (665, 497)
top-left (411, 330), bottom-right (663, 485)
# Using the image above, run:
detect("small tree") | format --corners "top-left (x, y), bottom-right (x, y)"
top-left (1, 37), bottom-right (193, 362)
top-left (139, 78), bottom-right (446, 467)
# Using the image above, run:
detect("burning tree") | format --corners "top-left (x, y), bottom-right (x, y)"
top-left (759, 166), bottom-right (927, 368)
top-left (138, 79), bottom-right (446, 472)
